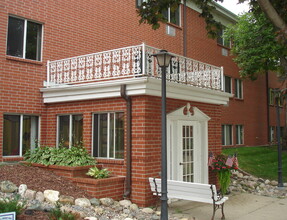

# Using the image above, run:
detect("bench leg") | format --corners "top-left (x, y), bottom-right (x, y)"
top-left (221, 203), bottom-right (225, 220)
top-left (211, 203), bottom-right (216, 220)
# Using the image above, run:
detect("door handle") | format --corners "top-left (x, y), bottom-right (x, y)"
top-left (179, 162), bottom-right (184, 165)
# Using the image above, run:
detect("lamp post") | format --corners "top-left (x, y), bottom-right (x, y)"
top-left (152, 50), bottom-right (173, 220)
top-left (273, 88), bottom-right (287, 188)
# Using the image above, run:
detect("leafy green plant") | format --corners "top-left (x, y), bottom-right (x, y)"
top-left (86, 166), bottom-right (111, 179)
top-left (49, 203), bottom-right (79, 220)
top-left (210, 154), bottom-right (238, 195)
top-left (24, 145), bottom-right (96, 167)
top-left (0, 195), bottom-right (26, 215)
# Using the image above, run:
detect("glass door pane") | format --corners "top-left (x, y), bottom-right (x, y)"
top-left (182, 125), bottom-right (194, 182)
top-left (3, 115), bottom-right (20, 156)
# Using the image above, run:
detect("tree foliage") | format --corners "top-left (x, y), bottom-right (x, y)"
top-left (224, 12), bottom-right (285, 80)
top-left (137, 0), bottom-right (287, 78)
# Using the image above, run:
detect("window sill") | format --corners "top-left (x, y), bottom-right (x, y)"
top-left (166, 22), bottom-right (182, 30)
top-left (96, 158), bottom-right (124, 165)
top-left (217, 43), bottom-right (231, 50)
top-left (6, 55), bottom-right (43, 65)
top-left (234, 97), bottom-right (244, 101)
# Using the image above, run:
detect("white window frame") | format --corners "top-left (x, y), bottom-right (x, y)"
top-left (223, 75), bottom-right (232, 93)
top-left (235, 79), bottom-right (243, 99)
top-left (222, 124), bottom-right (232, 146)
top-left (3, 114), bottom-right (40, 157)
top-left (269, 126), bottom-right (275, 143)
top-left (57, 114), bottom-right (83, 148)
top-left (136, 0), bottom-right (181, 26)
top-left (235, 125), bottom-right (244, 145)
top-left (93, 112), bottom-right (124, 159)
top-left (7, 15), bottom-right (43, 61)
top-left (217, 28), bottom-right (231, 48)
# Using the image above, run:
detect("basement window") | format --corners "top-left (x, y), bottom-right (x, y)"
top-left (57, 115), bottom-right (83, 148)
top-left (93, 112), bottom-right (124, 159)
top-left (3, 114), bottom-right (39, 156)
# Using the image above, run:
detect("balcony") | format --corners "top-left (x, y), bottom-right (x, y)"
top-left (42, 44), bottom-right (231, 105)
top-left (45, 44), bottom-right (223, 91)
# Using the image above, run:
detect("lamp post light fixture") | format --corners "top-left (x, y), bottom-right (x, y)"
top-left (273, 88), bottom-right (287, 188)
top-left (152, 49), bottom-right (173, 220)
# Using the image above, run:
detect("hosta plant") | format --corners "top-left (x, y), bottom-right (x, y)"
top-left (86, 166), bottom-right (111, 179)
top-left (23, 145), bottom-right (96, 167)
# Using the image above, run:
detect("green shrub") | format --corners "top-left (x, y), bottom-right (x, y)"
top-left (49, 203), bottom-right (79, 220)
top-left (0, 195), bottom-right (25, 215)
top-left (86, 166), bottom-right (111, 179)
top-left (23, 145), bottom-right (96, 167)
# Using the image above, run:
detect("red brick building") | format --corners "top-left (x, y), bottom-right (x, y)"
top-left (0, 0), bottom-right (285, 206)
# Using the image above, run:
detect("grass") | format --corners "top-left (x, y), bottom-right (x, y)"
top-left (223, 146), bottom-right (287, 182)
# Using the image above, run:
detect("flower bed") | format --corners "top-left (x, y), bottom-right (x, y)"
top-left (21, 162), bottom-right (125, 200)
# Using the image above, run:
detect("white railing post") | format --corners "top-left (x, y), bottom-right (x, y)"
top-left (142, 43), bottom-right (146, 76)
top-left (221, 66), bottom-right (224, 91)
top-left (47, 60), bottom-right (50, 87)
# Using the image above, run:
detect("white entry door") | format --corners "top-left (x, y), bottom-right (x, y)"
top-left (167, 105), bottom-right (209, 184)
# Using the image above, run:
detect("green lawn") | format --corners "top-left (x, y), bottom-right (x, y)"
top-left (223, 146), bottom-right (287, 182)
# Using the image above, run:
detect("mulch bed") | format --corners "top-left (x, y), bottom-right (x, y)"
top-left (0, 163), bottom-right (91, 220)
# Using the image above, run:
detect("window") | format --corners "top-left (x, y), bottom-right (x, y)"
top-left (217, 28), bottom-right (230, 48)
top-left (3, 114), bottom-right (39, 156)
top-left (7, 16), bottom-right (42, 61)
top-left (269, 88), bottom-right (275, 105)
top-left (235, 79), bottom-right (243, 99)
top-left (58, 115), bottom-right (83, 148)
top-left (222, 124), bottom-right (232, 145)
top-left (269, 126), bottom-right (275, 143)
top-left (93, 112), bottom-right (124, 159)
top-left (223, 75), bottom-right (232, 93)
top-left (163, 6), bottom-right (180, 26)
top-left (235, 125), bottom-right (244, 145)
top-left (136, 0), bottom-right (180, 26)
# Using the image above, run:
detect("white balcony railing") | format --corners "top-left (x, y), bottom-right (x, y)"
top-left (46, 43), bottom-right (223, 91)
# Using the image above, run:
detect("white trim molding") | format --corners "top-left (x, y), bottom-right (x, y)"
top-left (41, 77), bottom-right (232, 105)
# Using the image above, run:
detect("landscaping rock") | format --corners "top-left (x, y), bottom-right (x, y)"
top-left (18, 184), bottom-right (27, 196)
top-left (142, 207), bottom-right (154, 214)
top-left (35, 191), bottom-right (45, 202)
top-left (130, 203), bottom-right (139, 212)
top-left (270, 180), bottom-right (278, 186)
top-left (94, 207), bottom-right (104, 215)
top-left (100, 198), bottom-right (114, 206)
top-left (119, 199), bottom-right (132, 207)
top-left (75, 198), bottom-right (91, 207)
top-left (90, 198), bottom-right (100, 206)
top-left (59, 195), bottom-right (74, 205)
top-left (24, 189), bottom-right (37, 200)
top-left (0, 180), bottom-right (18, 193)
top-left (44, 189), bottom-right (59, 203)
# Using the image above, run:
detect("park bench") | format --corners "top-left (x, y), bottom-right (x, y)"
top-left (149, 177), bottom-right (228, 220)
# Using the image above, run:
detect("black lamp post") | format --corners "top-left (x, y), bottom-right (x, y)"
top-left (152, 50), bottom-right (173, 220)
top-left (273, 88), bottom-right (287, 188)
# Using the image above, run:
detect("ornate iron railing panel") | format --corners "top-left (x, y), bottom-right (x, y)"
top-left (46, 44), bottom-right (223, 91)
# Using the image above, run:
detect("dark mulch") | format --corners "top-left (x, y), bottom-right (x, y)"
top-left (0, 163), bottom-right (91, 220)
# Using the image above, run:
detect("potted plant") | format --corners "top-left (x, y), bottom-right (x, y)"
top-left (210, 154), bottom-right (238, 195)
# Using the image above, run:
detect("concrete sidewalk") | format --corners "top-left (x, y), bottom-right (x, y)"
top-left (168, 193), bottom-right (287, 220)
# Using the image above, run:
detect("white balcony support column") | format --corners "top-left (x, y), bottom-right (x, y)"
top-left (47, 60), bottom-right (50, 87)
top-left (142, 43), bottom-right (146, 76)
top-left (221, 66), bottom-right (224, 91)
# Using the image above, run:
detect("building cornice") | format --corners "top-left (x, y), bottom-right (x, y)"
top-left (40, 78), bottom-right (232, 105)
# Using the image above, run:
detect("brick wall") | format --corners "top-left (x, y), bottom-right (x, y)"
top-left (37, 95), bottom-right (222, 206)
